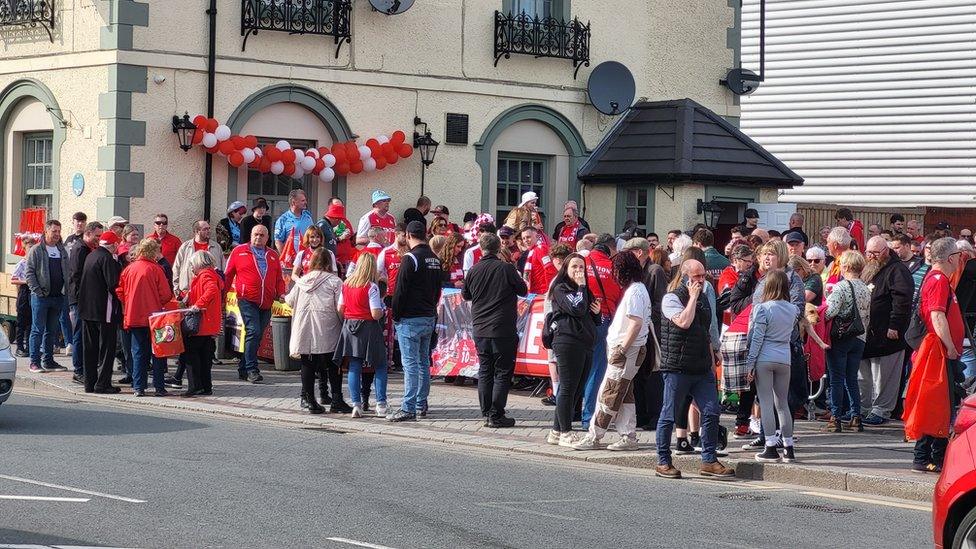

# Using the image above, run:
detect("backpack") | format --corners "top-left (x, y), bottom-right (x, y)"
top-left (905, 274), bottom-right (952, 350)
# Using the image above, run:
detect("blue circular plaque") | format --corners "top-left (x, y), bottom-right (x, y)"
top-left (71, 173), bottom-right (84, 196)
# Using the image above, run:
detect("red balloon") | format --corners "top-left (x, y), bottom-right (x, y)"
top-left (191, 129), bottom-right (203, 145)
top-left (350, 160), bottom-right (363, 174)
top-left (387, 151), bottom-right (398, 165)
top-left (244, 135), bottom-right (258, 149)
top-left (398, 143), bottom-right (414, 158)
top-left (205, 146), bottom-right (219, 155)
top-left (259, 158), bottom-right (272, 173)
top-left (345, 141), bottom-right (358, 158)
top-left (374, 156), bottom-right (387, 170)
top-left (193, 115), bottom-right (208, 128)
top-left (205, 118), bottom-right (219, 133)
top-left (391, 130), bottom-right (406, 145)
top-left (228, 152), bottom-right (244, 167)
top-left (231, 136), bottom-right (245, 149)
top-left (335, 161), bottom-right (350, 176)
top-left (266, 147), bottom-right (282, 162)
top-left (218, 140), bottom-right (236, 156)
top-left (248, 156), bottom-right (261, 168)
top-left (315, 158), bottom-right (325, 173)
top-left (332, 147), bottom-right (346, 162)
top-left (282, 149), bottom-right (297, 163)
top-left (368, 142), bottom-right (381, 158)
top-left (366, 138), bottom-right (380, 149)
top-left (318, 146), bottom-right (329, 157)
top-left (283, 163), bottom-right (295, 176)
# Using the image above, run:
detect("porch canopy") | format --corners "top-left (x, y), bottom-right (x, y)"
top-left (577, 98), bottom-right (803, 188)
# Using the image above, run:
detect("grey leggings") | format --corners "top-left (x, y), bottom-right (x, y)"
top-left (755, 361), bottom-right (793, 442)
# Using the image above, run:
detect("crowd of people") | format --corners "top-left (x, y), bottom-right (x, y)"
top-left (10, 193), bottom-right (971, 476)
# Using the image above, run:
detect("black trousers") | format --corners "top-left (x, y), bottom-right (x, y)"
top-left (83, 320), bottom-right (118, 392)
top-left (475, 336), bottom-right (518, 419)
top-left (183, 336), bottom-right (215, 393)
top-left (914, 435), bottom-right (948, 466)
top-left (552, 343), bottom-right (592, 432)
top-left (301, 353), bottom-right (342, 402)
top-left (736, 383), bottom-right (757, 427)
top-left (15, 285), bottom-right (31, 348)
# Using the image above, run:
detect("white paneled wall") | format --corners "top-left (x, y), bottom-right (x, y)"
top-left (740, 0), bottom-right (976, 206)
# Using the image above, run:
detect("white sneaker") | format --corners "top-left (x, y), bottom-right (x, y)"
top-left (749, 417), bottom-right (761, 434)
top-left (571, 434), bottom-right (601, 451)
top-left (351, 405), bottom-right (363, 418)
top-left (546, 430), bottom-right (560, 445)
top-left (558, 432), bottom-right (579, 448)
top-left (376, 403), bottom-right (388, 417)
top-left (607, 437), bottom-right (639, 451)
top-left (64, 344), bottom-right (73, 356)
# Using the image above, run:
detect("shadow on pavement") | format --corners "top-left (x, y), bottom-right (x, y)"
top-left (0, 401), bottom-right (207, 436)
top-left (0, 528), bottom-right (122, 547)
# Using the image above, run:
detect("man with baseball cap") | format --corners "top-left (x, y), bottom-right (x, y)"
top-left (741, 208), bottom-right (759, 236)
top-left (785, 230), bottom-right (806, 258)
top-left (431, 205), bottom-right (461, 234)
top-left (218, 200), bottom-right (248, 253)
top-left (357, 190), bottom-right (397, 247)
top-left (389, 220), bottom-right (442, 422)
top-left (107, 216), bottom-right (128, 237)
top-left (78, 230), bottom-right (123, 393)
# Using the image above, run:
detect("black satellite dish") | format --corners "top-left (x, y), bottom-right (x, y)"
top-left (587, 61), bottom-right (635, 116)
top-left (721, 68), bottom-right (762, 96)
top-left (369, 0), bottom-right (414, 15)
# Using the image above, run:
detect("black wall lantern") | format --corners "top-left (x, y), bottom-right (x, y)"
top-left (697, 198), bottom-right (724, 229)
top-left (172, 112), bottom-right (196, 152)
top-left (413, 116), bottom-right (439, 195)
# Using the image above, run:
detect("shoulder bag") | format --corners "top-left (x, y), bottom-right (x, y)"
top-left (829, 280), bottom-right (865, 341)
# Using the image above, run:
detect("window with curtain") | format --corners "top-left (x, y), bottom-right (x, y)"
top-left (496, 154), bottom-right (546, 223)
top-left (22, 131), bottom-right (53, 213)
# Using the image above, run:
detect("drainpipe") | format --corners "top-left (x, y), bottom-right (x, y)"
top-left (203, 0), bottom-right (217, 221)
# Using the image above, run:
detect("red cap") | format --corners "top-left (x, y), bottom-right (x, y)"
top-left (99, 231), bottom-right (120, 246)
top-left (325, 203), bottom-right (345, 219)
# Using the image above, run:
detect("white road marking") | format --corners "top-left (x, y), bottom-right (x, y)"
top-left (0, 475), bottom-right (146, 504)
top-left (0, 495), bottom-right (89, 502)
top-left (799, 490), bottom-right (931, 512)
top-left (325, 538), bottom-right (398, 549)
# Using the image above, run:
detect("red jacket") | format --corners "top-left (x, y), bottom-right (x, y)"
top-left (224, 244), bottom-right (286, 309)
top-left (585, 250), bottom-right (622, 317)
top-left (116, 257), bottom-right (174, 329)
top-left (188, 267), bottom-right (224, 337)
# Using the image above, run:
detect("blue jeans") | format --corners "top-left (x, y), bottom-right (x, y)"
top-left (69, 304), bottom-right (84, 374)
top-left (395, 316), bottom-right (435, 414)
top-left (827, 336), bottom-right (865, 419)
top-left (130, 327), bottom-right (166, 391)
top-left (961, 346), bottom-right (976, 379)
top-left (238, 299), bottom-right (271, 375)
top-left (58, 302), bottom-right (71, 348)
top-left (29, 294), bottom-right (65, 365)
top-left (582, 318), bottom-right (611, 426)
top-left (656, 371), bottom-right (722, 465)
top-left (348, 358), bottom-right (387, 406)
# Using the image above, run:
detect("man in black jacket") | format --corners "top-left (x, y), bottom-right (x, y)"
top-left (860, 236), bottom-right (914, 425)
top-left (389, 221), bottom-right (443, 422)
top-left (78, 231), bottom-right (123, 394)
top-left (462, 233), bottom-right (528, 427)
top-left (66, 221), bottom-right (103, 383)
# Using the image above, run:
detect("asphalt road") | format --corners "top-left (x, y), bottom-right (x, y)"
top-left (0, 391), bottom-right (930, 549)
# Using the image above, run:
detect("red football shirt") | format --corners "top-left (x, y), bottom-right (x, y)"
top-left (523, 243), bottom-right (555, 295)
top-left (921, 269), bottom-right (964, 354)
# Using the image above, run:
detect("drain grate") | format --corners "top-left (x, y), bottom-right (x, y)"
top-left (716, 493), bottom-right (770, 501)
top-left (787, 502), bottom-right (854, 514)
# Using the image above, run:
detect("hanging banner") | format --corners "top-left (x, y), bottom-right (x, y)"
top-left (224, 291), bottom-right (292, 362)
top-left (431, 289), bottom-right (549, 378)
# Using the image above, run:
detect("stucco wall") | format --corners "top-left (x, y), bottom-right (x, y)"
top-left (582, 184), bottom-right (615, 236)
top-left (655, 184), bottom-right (706, 234)
top-left (0, 0), bottom-right (102, 58)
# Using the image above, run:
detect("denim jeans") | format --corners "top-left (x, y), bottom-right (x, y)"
top-left (69, 304), bottom-right (84, 374)
top-left (395, 316), bottom-right (435, 414)
top-left (238, 299), bottom-right (271, 375)
top-left (130, 327), bottom-right (166, 392)
top-left (582, 318), bottom-right (611, 427)
top-left (656, 371), bottom-right (722, 465)
top-left (961, 345), bottom-right (976, 379)
top-left (58, 302), bottom-right (71, 348)
top-left (827, 336), bottom-right (865, 419)
top-left (347, 357), bottom-right (387, 406)
top-left (29, 294), bottom-right (65, 365)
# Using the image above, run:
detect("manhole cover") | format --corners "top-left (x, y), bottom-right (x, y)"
top-left (716, 493), bottom-right (770, 501)
top-left (787, 502), bottom-right (854, 514)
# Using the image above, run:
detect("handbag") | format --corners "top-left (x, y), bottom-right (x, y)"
top-left (829, 280), bottom-right (865, 341)
top-left (181, 309), bottom-right (202, 337)
top-left (541, 309), bottom-right (556, 350)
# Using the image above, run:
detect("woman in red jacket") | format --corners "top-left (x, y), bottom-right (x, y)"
top-left (116, 239), bottom-right (174, 397)
top-left (181, 250), bottom-right (224, 398)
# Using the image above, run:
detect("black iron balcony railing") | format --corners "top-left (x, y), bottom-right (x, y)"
top-left (241, 0), bottom-right (352, 58)
top-left (494, 10), bottom-right (590, 79)
top-left (0, 0), bottom-right (56, 42)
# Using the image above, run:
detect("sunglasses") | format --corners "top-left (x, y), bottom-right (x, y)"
top-left (154, 220), bottom-right (167, 226)
top-left (808, 258), bottom-right (823, 264)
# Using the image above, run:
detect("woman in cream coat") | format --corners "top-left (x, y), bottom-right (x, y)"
top-left (285, 248), bottom-right (351, 414)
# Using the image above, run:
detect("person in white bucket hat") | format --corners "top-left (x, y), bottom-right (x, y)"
top-left (504, 191), bottom-right (545, 238)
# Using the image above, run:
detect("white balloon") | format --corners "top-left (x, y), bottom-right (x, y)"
top-left (214, 125), bottom-right (231, 141)
top-left (358, 145), bottom-right (371, 161)
top-left (293, 167), bottom-right (305, 179)
top-left (242, 148), bottom-right (256, 163)
top-left (301, 156), bottom-right (316, 171)
top-left (270, 161), bottom-right (285, 175)
top-left (276, 140), bottom-right (290, 151)
top-left (294, 149), bottom-right (305, 162)
top-left (253, 146), bottom-right (263, 158)
top-left (363, 158), bottom-right (377, 172)
top-left (323, 154), bottom-right (336, 168)
top-left (305, 148), bottom-right (319, 159)
top-left (377, 135), bottom-right (390, 144)
top-left (201, 133), bottom-right (217, 148)
top-left (318, 167), bottom-right (335, 183)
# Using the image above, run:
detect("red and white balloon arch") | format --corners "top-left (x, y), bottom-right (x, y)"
top-left (189, 115), bottom-right (414, 183)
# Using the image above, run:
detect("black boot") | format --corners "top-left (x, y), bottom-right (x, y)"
top-left (300, 392), bottom-right (309, 409)
top-left (318, 377), bottom-right (332, 406)
top-left (305, 392), bottom-right (324, 414)
top-left (331, 399), bottom-right (353, 414)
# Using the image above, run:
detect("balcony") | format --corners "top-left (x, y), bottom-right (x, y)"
top-left (0, 0), bottom-right (55, 42)
top-left (493, 10), bottom-right (590, 79)
top-left (241, 0), bottom-right (351, 58)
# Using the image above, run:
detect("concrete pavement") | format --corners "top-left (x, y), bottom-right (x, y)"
top-left (13, 357), bottom-right (936, 502)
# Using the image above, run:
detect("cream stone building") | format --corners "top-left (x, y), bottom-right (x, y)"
top-left (0, 0), bottom-right (795, 268)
